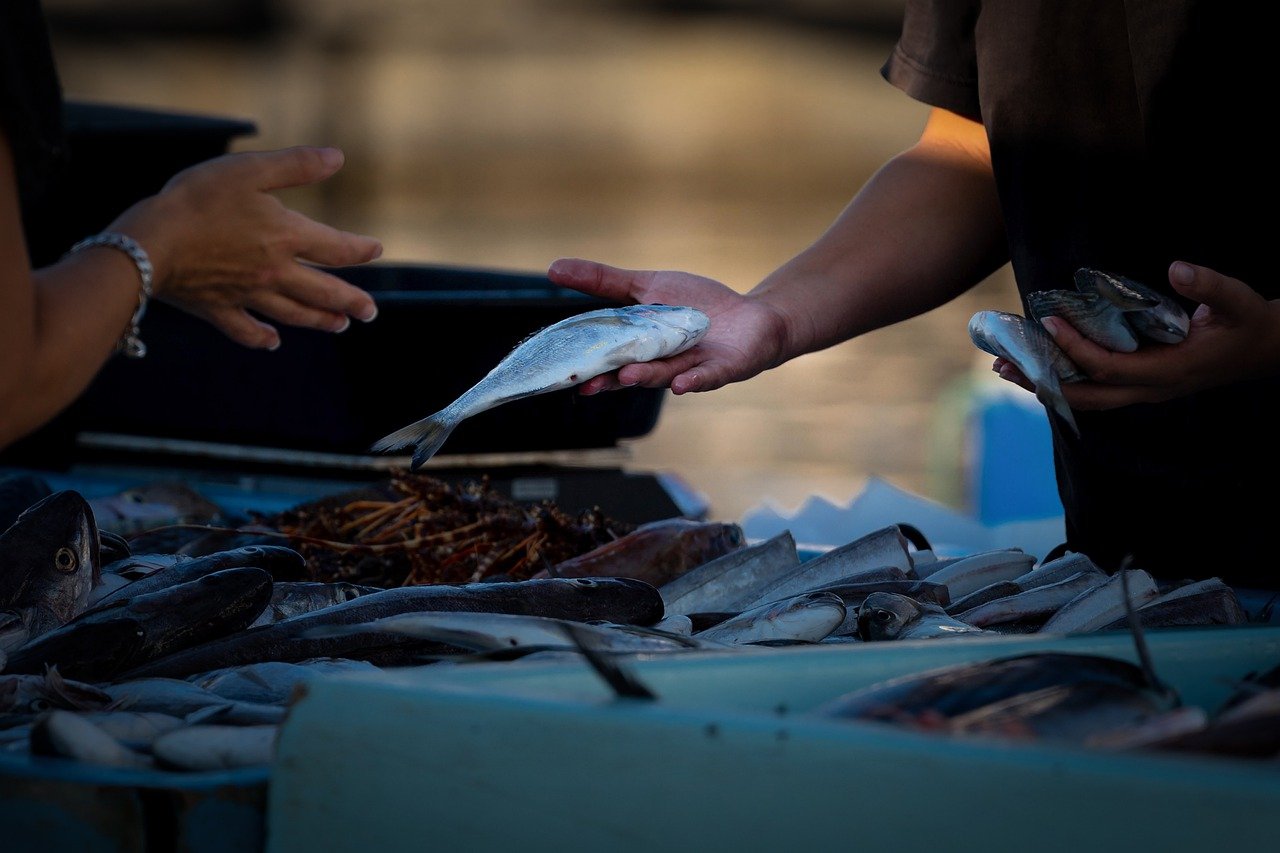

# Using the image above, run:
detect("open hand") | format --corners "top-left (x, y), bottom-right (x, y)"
top-left (110, 146), bottom-right (383, 350)
top-left (547, 258), bottom-right (789, 394)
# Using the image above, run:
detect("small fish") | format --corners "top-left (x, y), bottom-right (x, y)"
top-left (78, 711), bottom-right (186, 750)
top-left (1027, 289), bottom-right (1139, 352)
top-left (87, 480), bottom-right (225, 536)
top-left (0, 491), bottom-right (101, 647)
top-left (246, 581), bottom-right (381, 628)
top-left (152, 724), bottom-right (278, 771)
top-left (921, 548), bottom-right (1037, 599)
top-left (856, 592), bottom-right (988, 641)
top-left (969, 310), bottom-right (1081, 435)
top-left (1075, 268), bottom-right (1190, 343)
top-left (945, 581), bottom-right (1023, 615)
top-left (695, 592), bottom-right (847, 645)
top-left (1039, 569), bottom-right (1159, 634)
top-left (737, 526), bottom-right (914, 611)
top-left (105, 678), bottom-right (287, 724)
top-left (191, 659), bottom-right (381, 706)
top-left (959, 571), bottom-right (1109, 628)
top-left (1097, 578), bottom-right (1246, 631)
top-left (659, 531), bottom-right (800, 616)
top-left (533, 518), bottom-right (744, 588)
top-left (29, 710), bottom-right (152, 769)
top-left (1012, 551), bottom-right (1104, 590)
top-left (371, 304), bottom-right (711, 467)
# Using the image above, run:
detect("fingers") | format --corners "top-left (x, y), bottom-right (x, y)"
top-left (202, 306), bottom-right (282, 351)
top-left (291, 214), bottom-right (384, 268)
top-left (578, 349), bottom-right (712, 396)
top-left (1168, 260), bottom-right (1260, 320)
top-left (991, 357), bottom-right (1034, 393)
top-left (547, 258), bottom-right (648, 303)
top-left (1040, 315), bottom-right (1129, 382)
top-left (236, 146), bottom-right (347, 192)
top-left (278, 264), bottom-right (379, 323)
top-left (245, 291), bottom-right (351, 334)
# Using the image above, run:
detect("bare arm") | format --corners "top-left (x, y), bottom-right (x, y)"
top-left (548, 107), bottom-right (1008, 393)
top-left (0, 132), bottom-right (382, 448)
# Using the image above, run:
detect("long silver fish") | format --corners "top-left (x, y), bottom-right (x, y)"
top-left (923, 548), bottom-right (1038, 599)
top-left (659, 531), bottom-right (800, 616)
top-left (191, 659), bottom-right (381, 706)
top-left (153, 724), bottom-right (277, 771)
top-left (1076, 268), bottom-right (1190, 343)
top-left (1012, 551), bottom-right (1104, 590)
top-left (1039, 569), bottom-right (1159, 634)
top-left (29, 710), bottom-right (152, 769)
top-left (737, 526), bottom-right (913, 610)
top-left (696, 592), bottom-right (846, 645)
top-left (371, 304), bottom-right (711, 467)
top-left (856, 592), bottom-right (988, 641)
top-left (969, 310), bottom-right (1081, 435)
top-left (958, 570), bottom-right (1109, 628)
top-left (1097, 578), bottom-right (1245, 631)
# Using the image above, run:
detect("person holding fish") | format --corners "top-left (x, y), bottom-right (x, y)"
top-left (0, 0), bottom-right (383, 450)
top-left (543, 2), bottom-right (1278, 586)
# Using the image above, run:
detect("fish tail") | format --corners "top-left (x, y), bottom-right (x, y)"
top-left (369, 413), bottom-right (457, 468)
top-left (1035, 383), bottom-right (1080, 438)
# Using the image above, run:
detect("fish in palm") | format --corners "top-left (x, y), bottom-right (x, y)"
top-left (371, 304), bottom-right (710, 468)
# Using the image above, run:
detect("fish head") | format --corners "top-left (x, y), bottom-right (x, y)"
top-left (0, 491), bottom-right (101, 617)
top-left (88, 480), bottom-right (222, 535)
top-left (856, 592), bottom-right (923, 641)
top-left (631, 305), bottom-right (711, 348)
top-left (1125, 304), bottom-right (1190, 344)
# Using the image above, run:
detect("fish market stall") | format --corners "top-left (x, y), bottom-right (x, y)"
top-left (267, 627), bottom-right (1280, 853)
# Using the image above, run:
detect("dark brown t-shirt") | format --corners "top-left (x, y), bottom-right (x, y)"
top-left (883, 1), bottom-right (1277, 586)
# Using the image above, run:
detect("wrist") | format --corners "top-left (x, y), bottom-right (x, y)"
top-left (105, 193), bottom-right (180, 294)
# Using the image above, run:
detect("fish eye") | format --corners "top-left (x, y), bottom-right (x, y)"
top-left (127, 492), bottom-right (146, 503)
top-left (873, 610), bottom-right (895, 624)
top-left (572, 579), bottom-right (597, 588)
top-left (54, 547), bottom-right (79, 574)
top-left (30, 698), bottom-right (50, 712)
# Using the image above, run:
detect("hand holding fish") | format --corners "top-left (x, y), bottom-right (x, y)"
top-left (108, 146), bottom-right (383, 350)
top-left (546, 258), bottom-right (790, 394)
top-left (994, 261), bottom-right (1280, 410)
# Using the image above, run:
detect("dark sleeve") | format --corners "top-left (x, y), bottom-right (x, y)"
top-left (880, 0), bottom-right (982, 122)
top-left (0, 0), bottom-right (67, 205)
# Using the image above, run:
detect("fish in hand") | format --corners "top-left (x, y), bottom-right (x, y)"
top-left (370, 304), bottom-right (710, 468)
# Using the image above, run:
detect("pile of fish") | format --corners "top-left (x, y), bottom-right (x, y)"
top-left (0, 471), bottom-right (1268, 775)
top-left (969, 267), bottom-right (1191, 434)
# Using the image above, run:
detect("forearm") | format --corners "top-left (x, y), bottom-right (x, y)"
top-left (752, 109), bottom-right (1009, 361)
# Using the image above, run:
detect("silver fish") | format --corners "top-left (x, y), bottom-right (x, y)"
top-left (1076, 268), bottom-right (1190, 343)
top-left (191, 659), bottom-right (381, 706)
top-left (1097, 578), bottom-right (1246, 631)
top-left (1039, 569), bottom-right (1159, 634)
top-left (1026, 289), bottom-right (1139, 352)
top-left (856, 592), bottom-right (988, 641)
top-left (152, 724), bottom-right (277, 771)
top-left (968, 310), bottom-right (1081, 435)
top-left (922, 548), bottom-right (1037, 599)
top-left (247, 581), bottom-right (381, 628)
top-left (737, 526), bottom-right (913, 610)
top-left (1013, 551), bottom-right (1104, 590)
top-left (945, 581), bottom-right (1024, 615)
top-left (79, 711), bottom-right (185, 750)
top-left (371, 304), bottom-right (711, 467)
top-left (958, 571), bottom-right (1109, 628)
top-left (30, 710), bottom-right (152, 769)
top-left (105, 678), bottom-right (287, 724)
top-left (659, 531), bottom-right (800, 616)
top-left (696, 592), bottom-right (846, 645)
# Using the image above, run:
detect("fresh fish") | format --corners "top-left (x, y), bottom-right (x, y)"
top-left (152, 724), bottom-right (277, 771)
top-left (87, 480), bottom-right (225, 536)
top-left (118, 577), bottom-right (664, 679)
top-left (1097, 578), bottom-right (1246, 631)
top-left (0, 669), bottom-right (115, 727)
top-left (0, 491), bottom-right (101, 646)
top-left (945, 581), bottom-right (1023, 615)
top-left (371, 304), bottom-right (711, 467)
top-left (968, 310), bottom-right (1081, 435)
top-left (533, 518), bottom-right (744, 588)
top-left (105, 678), bottom-right (287, 724)
top-left (856, 592), bottom-right (988, 641)
top-left (1076, 268), bottom-right (1190, 343)
top-left (1012, 551), bottom-right (1104, 590)
top-left (1026, 289), bottom-right (1139, 352)
top-left (659, 530), bottom-right (799, 616)
top-left (651, 614), bottom-right (693, 636)
top-left (737, 526), bottom-right (913, 610)
top-left (696, 592), bottom-right (846, 645)
top-left (6, 568), bottom-right (274, 681)
top-left (246, 581), bottom-right (382, 628)
top-left (811, 580), bottom-right (950, 635)
top-left (308, 611), bottom-right (706, 654)
top-left (191, 659), bottom-right (381, 705)
top-left (30, 710), bottom-right (151, 769)
top-left (78, 711), bottom-right (186, 750)
top-left (959, 571), bottom-right (1110, 628)
top-left (921, 548), bottom-right (1037, 599)
top-left (1039, 569), bottom-right (1159, 634)
top-left (85, 544), bottom-right (304, 613)
top-left (814, 652), bottom-right (1170, 725)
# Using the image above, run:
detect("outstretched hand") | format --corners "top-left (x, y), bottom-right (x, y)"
top-left (993, 261), bottom-right (1280, 409)
top-left (110, 146), bottom-right (383, 350)
top-left (547, 257), bottom-right (789, 394)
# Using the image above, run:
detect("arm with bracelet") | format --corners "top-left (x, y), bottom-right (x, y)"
top-left (0, 1), bottom-right (384, 450)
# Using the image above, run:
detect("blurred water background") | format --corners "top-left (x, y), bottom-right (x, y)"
top-left (43, 0), bottom-right (1030, 524)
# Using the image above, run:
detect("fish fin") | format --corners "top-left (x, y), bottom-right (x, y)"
top-left (369, 414), bottom-right (456, 468)
top-left (1035, 385), bottom-right (1080, 438)
top-left (560, 622), bottom-right (657, 701)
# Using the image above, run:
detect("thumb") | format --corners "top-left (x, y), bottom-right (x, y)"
top-left (1168, 261), bottom-right (1259, 320)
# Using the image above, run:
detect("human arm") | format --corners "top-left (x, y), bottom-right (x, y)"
top-left (548, 107), bottom-right (1008, 394)
top-left (0, 135), bottom-right (382, 448)
top-left (994, 261), bottom-right (1280, 408)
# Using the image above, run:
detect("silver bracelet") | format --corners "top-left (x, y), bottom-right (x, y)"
top-left (65, 231), bottom-right (155, 359)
